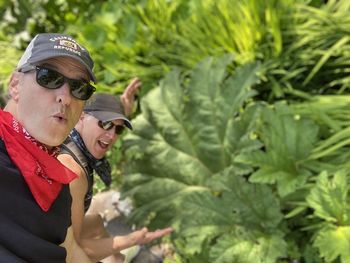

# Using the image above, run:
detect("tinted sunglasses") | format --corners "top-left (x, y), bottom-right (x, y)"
top-left (98, 120), bottom-right (125, 135)
top-left (19, 65), bottom-right (96, 100)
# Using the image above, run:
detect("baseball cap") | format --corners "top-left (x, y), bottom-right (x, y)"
top-left (84, 93), bottom-right (133, 130)
top-left (17, 33), bottom-right (96, 83)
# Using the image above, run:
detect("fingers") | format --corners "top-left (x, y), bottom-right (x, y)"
top-left (124, 77), bottom-right (141, 96)
top-left (148, 227), bottom-right (174, 240)
top-left (125, 227), bottom-right (148, 247)
top-left (134, 227), bottom-right (148, 238)
top-left (120, 77), bottom-right (142, 116)
top-left (160, 227), bottom-right (174, 236)
top-left (114, 226), bottom-right (173, 252)
top-left (139, 227), bottom-right (174, 245)
top-left (126, 226), bottom-right (174, 247)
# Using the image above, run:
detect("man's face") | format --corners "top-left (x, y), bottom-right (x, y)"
top-left (79, 114), bottom-right (124, 159)
top-left (12, 57), bottom-right (89, 147)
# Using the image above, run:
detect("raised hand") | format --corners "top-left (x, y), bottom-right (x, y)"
top-left (120, 77), bottom-right (141, 117)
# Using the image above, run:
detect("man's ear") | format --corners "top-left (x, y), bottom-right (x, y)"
top-left (8, 72), bottom-right (20, 102)
top-left (75, 112), bottom-right (86, 131)
top-left (80, 112), bottom-right (86, 121)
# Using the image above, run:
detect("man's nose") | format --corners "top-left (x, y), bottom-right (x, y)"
top-left (56, 82), bottom-right (72, 105)
top-left (105, 127), bottom-right (117, 139)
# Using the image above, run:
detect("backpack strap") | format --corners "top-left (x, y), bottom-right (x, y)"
top-left (61, 137), bottom-right (94, 212)
top-left (60, 139), bottom-right (89, 177)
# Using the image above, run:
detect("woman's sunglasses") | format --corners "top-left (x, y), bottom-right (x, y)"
top-left (98, 120), bottom-right (125, 135)
top-left (19, 65), bottom-right (96, 100)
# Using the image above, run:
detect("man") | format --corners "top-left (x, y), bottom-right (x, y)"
top-left (0, 33), bottom-right (95, 262)
top-left (58, 89), bottom-right (173, 262)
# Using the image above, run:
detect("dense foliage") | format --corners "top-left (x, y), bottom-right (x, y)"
top-left (1, 0), bottom-right (350, 262)
top-left (119, 1), bottom-right (350, 262)
top-left (123, 56), bottom-right (350, 263)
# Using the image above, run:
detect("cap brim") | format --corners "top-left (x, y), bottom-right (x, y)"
top-left (88, 111), bottom-right (133, 130)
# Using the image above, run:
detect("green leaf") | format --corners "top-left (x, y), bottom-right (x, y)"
top-left (314, 226), bottom-right (350, 262)
top-left (179, 191), bottom-right (236, 254)
top-left (179, 172), bottom-right (283, 256)
top-left (123, 56), bottom-right (262, 229)
top-left (303, 36), bottom-right (350, 86)
top-left (306, 170), bottom-right (350, 225)
top-left (219, 174), bottom-right (283, 230)
top-left (236, 103), bottom-right (319, 196)
top-left (179, 56), bottom-right (260, 173)
top-left (210, 229), bottom-right (287, 263)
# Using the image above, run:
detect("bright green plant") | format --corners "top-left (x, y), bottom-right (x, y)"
top-left (3, 0), bottom-right (348, 101)
top-left (0, 41), bottom-right (21, 106)
top-left (64, 0), bottom-right (350, 102)
top-left (67, 0), bottom-right (298, 95)
top-left (122, 55), bottom-right (261, 219)
top-left (306, 170), bottom-right (350, 262)
top-left (122, 56), bottom-right (286, 261)
top-left (0, 0), bottom-right (104, 46)
top-left (264, 0), bottom-right (350, 100)
top-left (122, 55), bottom-right (350, 262)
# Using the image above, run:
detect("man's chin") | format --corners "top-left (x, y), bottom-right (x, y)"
top-left (40, 134), bottom-right (68, 148)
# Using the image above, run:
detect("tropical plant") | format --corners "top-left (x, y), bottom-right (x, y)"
top-left (67, 0), bottom-right (299, 95)
top-left (66, 0), bottom-right (350, 102)
top-left (262, 0), bottom-right (350, 101)
top-left (123, 54), bottom-right (261, 224)
top-left (3, 0), bottom-right (348, 100)
top-left (0, 0), bottom-right (104, 45)
top-left (121, 54), bottom-right (350, 262)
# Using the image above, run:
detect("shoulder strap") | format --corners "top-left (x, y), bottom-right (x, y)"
top-left (60, 139), bottom-right (89, 177)
top-left (61, 137), bottom-right (95, 212)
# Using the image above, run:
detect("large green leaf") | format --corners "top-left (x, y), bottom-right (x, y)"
top-left (179, 190), bottom-right (236, 254)
top-left (179, 171), bottom-right (284, 260)
top-left (181, 56), bottom-right (259, 173)
top-left (236, 103), bottom-right (319, 196)
top-left (221, 175), bottom-right (283, 230)
top-left (123, 56), bottom-right (262, 229)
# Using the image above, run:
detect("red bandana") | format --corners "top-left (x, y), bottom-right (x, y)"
top-left (0, 109), bottom-right (77, 212)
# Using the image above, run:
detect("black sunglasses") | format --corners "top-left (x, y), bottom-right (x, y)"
top-left (98, 120), bottom-right (125, 135)
top-left (19, 65), bottom-right (96, 100)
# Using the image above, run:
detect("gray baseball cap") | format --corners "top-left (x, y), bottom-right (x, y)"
top-left (84, 93), bottom-right (133, 130)
top-left (17, 33), bottom-right (96, 83)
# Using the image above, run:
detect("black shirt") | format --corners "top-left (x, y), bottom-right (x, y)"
top-left (0, 140), bottom-right (71, 263)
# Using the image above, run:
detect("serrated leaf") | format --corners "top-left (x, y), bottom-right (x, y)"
top-left (123, 56), bottom-right (262, 229)
top-left (236, 103), bottom-right (318, 196)
top-left (209, 228), bottom-right (287, 263)
top-left (222, 175), bottom-right (283, 229)
top-left (179, 191), bottom-right (236, 254)
top-left (306, 170), bottom-right (350, 225)
top-left (179, 172), bottom-right (283, 255)
top-left (314, 226), bottom-right (350, 262)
